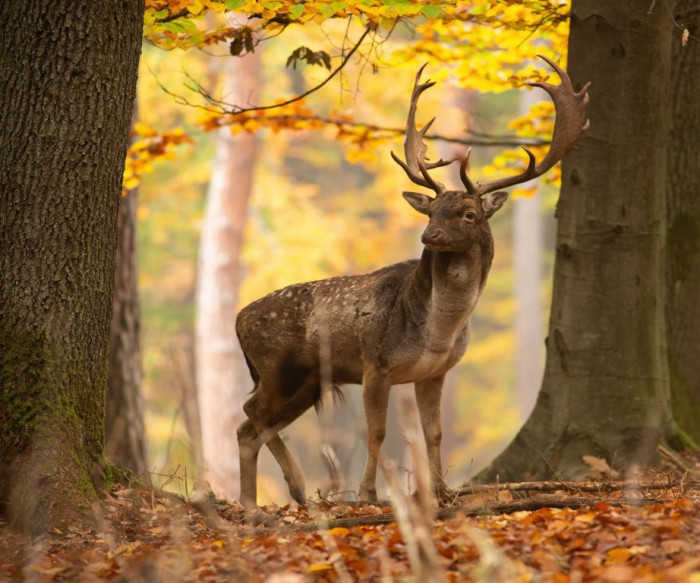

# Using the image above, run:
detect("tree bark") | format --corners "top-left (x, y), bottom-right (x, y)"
top-left (0, 1), bottom-right (143, 533)
top-left (106, 106), bottom-right (147, 475)
top-left (196, 48), bottom-right (261, 499)
top-left (479, 0), bottom-right (682, 482)
top-left (666, 1), bottom-right (700, 444)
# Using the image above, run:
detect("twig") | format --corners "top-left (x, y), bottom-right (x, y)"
top-left (535, 448), bottom-right (570, 488)
top-left (657, 444), bottom-right (700, 477)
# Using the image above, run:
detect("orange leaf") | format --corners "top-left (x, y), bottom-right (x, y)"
top-left (605, 547), bottom-right (631, 565)
top-left (329, 527), bottom-right (351, 537)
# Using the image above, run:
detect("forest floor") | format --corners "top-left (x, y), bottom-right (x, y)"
top-left (1, 454), bottom-right (700, 582)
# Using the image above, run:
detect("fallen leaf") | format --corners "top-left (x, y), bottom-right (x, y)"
top-left (307, 563), bottom-right (333, 573)
top-left (605, 547), bottom-right (631, 564)
top-left (329, 527), bottom-right (351, 537)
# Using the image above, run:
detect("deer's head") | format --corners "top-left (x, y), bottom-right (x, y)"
top-left (392, 57), bottom-right (590, 253)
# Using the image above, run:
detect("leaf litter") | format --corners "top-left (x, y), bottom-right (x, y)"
top-left (1, 464), bottom-right (700, 581)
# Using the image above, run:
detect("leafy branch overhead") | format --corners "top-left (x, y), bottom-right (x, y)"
top-left (134, 0), bottom-right (572, 191)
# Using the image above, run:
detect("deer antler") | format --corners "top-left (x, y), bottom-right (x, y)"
top-left (460, 55), bottom-right (591, 197)
top-left (391, 64), bottom-right (453, 195)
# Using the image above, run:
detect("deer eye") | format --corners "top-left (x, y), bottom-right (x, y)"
top-left (464, 211), bottom-right (476, 221)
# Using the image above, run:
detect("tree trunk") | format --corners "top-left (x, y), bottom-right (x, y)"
top-left (106, 106), bottom-right (147, 474)
top-left (196, 49), bottom-right (261, 499)
top-left (514, 89), bottom-right (545, 421)
top-left (666, 1), bottom-right (700, 444)
top-left (0, 1), bottom-right (143, 533)
top-left (479, 0), bottom-right (683, 482)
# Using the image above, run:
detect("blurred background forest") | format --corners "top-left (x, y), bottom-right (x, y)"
top-left (128, 1), bottom-right (569, 504)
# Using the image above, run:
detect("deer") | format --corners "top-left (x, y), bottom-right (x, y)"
top-left (235, 55), bottom-right (590, 510)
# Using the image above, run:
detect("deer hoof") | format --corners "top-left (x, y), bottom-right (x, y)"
top-left (240, 496), bottom-right (258, 511)
top-left (290, 487), bottom-right (306, 505)
top-left (436, 484), bottom-right (458, 507)
top-left (359, 488), bottom-right (378, 502)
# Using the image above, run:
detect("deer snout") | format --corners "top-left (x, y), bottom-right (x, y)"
top-left (421, 228), bottom-right (444, 247)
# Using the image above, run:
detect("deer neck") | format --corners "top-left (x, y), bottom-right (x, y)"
top-left (407, 236), bottom-right (494, 350)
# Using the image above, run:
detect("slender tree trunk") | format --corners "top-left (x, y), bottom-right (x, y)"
top-left (514, 88), bottom-right (545, 421)
top-left (0, 1), bottom-right (143, 533)
top-left (196, 49), bottom-right (261, 499)
top-left (514, 193), bottom-right (543, 421)
top-left (479, 0), bottom-right (683, 482)
top-left (666, 2), bottom-right (700, 444)
top-left (106, 106), bottom-right (147, 474)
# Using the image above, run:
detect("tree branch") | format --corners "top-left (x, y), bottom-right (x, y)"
top-left (217, 114), bottom-right (551, 148)
top-left (194, 26), bottom-right (372, 114)
top-left (233, 493), bottom-right (666, 537)
top-left (155, 8), bottom-right (190, 24)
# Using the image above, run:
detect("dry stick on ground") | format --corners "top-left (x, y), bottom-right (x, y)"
top-left (456, 478), bottom-right (700, 497)
top-left (657, 445), bottom-right (700, 478)
top-left (233, 493), bottom-right (668, 537)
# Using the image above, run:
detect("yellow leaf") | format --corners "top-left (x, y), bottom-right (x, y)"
top-left (307, 563), bottom-right (333, 573)
top-left (201, 0), bottom-right (224, 12)
top-left (243, 119), bottom-right (263, 132)
top-left (511, 186), bottom-right (537, 199)
top-left (188, 0), bottom-right (204, 15)
top-left (123, 176), bottom-right (140, 190)
top-left (134, 122), bottom-right (156, 136)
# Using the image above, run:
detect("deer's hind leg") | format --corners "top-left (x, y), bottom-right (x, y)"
top-left (239, 372), bottom-right (318, 508)
top-left (237, 418), bottom-right (263, 510)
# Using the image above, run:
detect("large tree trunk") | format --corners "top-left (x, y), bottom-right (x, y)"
top-left (196, 49), bottom-right (261, 499)
top-left (0, 1), bottom-right (143, 533)
top-left (479, 0), bottom-right (683, 482)
top-left (106, 106), bottom-right (147, 475)
top-left (666, 1), bottom-right (700, 444)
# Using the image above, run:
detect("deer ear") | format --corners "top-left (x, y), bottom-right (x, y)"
top-left (403, 191), bottom-right (433, 215)
top-left (482, 191), bottom-right (508, 218)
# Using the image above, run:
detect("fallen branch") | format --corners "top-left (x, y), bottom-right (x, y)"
top-left (234, 493), bottom-right (666, 537)
top-left (456, 477), bottom-right (699, 497)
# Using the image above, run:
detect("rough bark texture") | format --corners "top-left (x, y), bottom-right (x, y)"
top-left (479, 0), bottom-right (681, 482)
top-left (666, 2), bottom-right (700, 444)
top-left (196, 48), bottom-right (261, 499)
top-left (0, 1), bottom-right (143, 533)
top-left (106, 108), bottom-right (147, 474)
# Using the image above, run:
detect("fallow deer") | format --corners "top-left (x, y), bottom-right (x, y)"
top-left (235, 56), bottom-right (590, 509)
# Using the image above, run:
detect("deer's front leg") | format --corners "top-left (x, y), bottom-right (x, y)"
top-left (359, 365), bottom-right (391, 502)
top-left (415, 376), bottom-right (450, 498)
